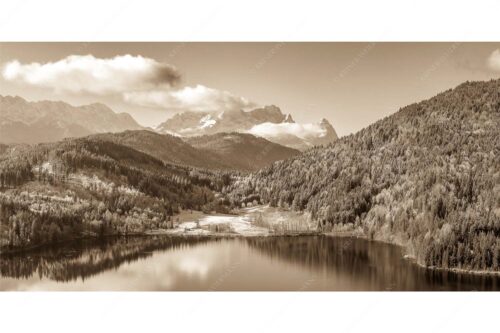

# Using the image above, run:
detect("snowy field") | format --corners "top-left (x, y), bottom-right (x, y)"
top-left (175, 214), bottom-right (270, 236)
top-left (159, 205), bottom-right (316, 237)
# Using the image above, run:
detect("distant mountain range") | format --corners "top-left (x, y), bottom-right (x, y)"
top-left (0, 95), bottom-right (302, 172)
top-left (156, 105), bottom-right (338, 150)
top-left (0, 95), bottom-right (143, 144)
top-left (156, 105), bottom-right (287, 135)
top-left (1, 95), bottom-right (338, 151)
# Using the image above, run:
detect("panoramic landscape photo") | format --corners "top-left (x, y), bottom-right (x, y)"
top-left (0, 42), bottom-right (499, 291)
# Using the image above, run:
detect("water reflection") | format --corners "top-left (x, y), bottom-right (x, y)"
top-left (246, 236), bottom-right (500, 291)
top-left (1, 235), bottom-right (499, 291)
top-left (0, 236), bottom-right (214, 283)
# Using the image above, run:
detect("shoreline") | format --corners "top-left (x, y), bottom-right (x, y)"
top-left (0, 229), bottom-right (318, 256)
top-left (4, 229), bottom-right (499, 277)
top-left (324, 230), bottom-right (500, 277)
top-left (2, 207), bottom-right (499, 277)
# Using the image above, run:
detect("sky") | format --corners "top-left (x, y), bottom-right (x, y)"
top-left (1, 42), bottom-right (500, 137)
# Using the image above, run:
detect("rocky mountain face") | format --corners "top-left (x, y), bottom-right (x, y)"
top-left (89, 130), bottom-right (230, 171)
top-left (0, 95), bottom-right (143, 144)
top-left (156, 105), bottom-right (338, 150)
top-left (315, 118), bottom-right (339, 145)
top-left (156, 105), bottom-right (286, 135)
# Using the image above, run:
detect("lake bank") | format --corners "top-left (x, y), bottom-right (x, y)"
top-left (2, 204), bottom-right (499, 277)
top-left (0, 205), bottom-right (316, 254)
top-left (2, 234), bottom-right (500, 291)
top-left (146, 204), bottom-right (318, 237)
top-left (324, 230), bottom-right (500, 277)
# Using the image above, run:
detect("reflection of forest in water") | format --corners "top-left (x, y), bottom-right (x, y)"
top-left (0, 235), bottom-right (215, 282)
top-left (245, 236), bottom-right (500, 291)
top-left (1, 235), bottom-right (500, 291)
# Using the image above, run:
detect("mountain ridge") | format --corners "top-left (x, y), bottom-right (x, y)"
top-left (0, 95), bottom-right (143, 144)
top-left (60, 129), bottom-right (300, 172)
top-left (184, 132), bottom-right (301, 172)
top-left (156, 105), bottom-right (338, 150)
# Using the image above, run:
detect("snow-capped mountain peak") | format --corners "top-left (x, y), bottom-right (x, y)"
top-left (199, 114), bottom-right (217, 129)
top-left (283, 114), bottom-right (295, 123)
top-left (155, 105), bottom-right (338, 150)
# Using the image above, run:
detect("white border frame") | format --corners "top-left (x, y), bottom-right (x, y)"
top-left (1, 1), bottom-right (499, 332)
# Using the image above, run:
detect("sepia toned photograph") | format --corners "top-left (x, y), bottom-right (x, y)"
top-left (3, 1), bottom-right (500, 332)
top-left (0, 42), bottom-right (499, 291)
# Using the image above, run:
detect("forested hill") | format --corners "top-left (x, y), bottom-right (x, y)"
top-left (185, 132), bottom-right (301, 172)
top-left (0, 128), bottom-right (299, 251)
top-left (90, 130), bottom-right (232, 171)
top-left (0, 135), bottom-right (233, 251)
top-left (89, 130), bottom-right (299, 172)
top-left (230, 79), bottom-right (500, 271)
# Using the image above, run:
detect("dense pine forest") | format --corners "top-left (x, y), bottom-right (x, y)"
top-left (229, 79), bottom-right (500, 271)
top-left (0, 136), bottom-right (233, 251)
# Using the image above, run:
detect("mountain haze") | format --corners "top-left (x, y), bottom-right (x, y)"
top-left (248, 117), bottom-right (338, 150)
top-left (0, 95), bottom-right (143, 144)
top-left (156, 105), bottom-right (338, 150)
top-left (156, 105), bottom-right (286, 135)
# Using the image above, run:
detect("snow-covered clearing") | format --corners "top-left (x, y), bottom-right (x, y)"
top-left (176, 214), bottom-right (269, 236)
top-left (163, 205), bottom-right (316, 237)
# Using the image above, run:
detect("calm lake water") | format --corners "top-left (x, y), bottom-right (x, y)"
top-left (1, 235), bottom-right (499, 291)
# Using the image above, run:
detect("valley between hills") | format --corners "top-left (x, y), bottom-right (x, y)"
top-left (0, 79), bottom-right (499, 275)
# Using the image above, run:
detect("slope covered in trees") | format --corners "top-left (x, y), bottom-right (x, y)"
top-left (185, 132), bottom-right (301, 172)
top-left (91, 130), bottom-right (232, 170)
top-left (229, 79), bottom-right (500, 271)
top-left (89, 130), bottom-right (299, 172)
top-left (0, 135), bottom-right (233, 251)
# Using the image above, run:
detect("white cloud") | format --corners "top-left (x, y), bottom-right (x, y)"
top-left (2, 54), bottom-right (256, 116)
top-left (123, 84), bottom-right (255, 113)
top-left (248, 122), bottom-right (327, 139)
top-left (487, 49), bottom-right (500, 72)
top-left (2, 54), bottom-right (180, 95)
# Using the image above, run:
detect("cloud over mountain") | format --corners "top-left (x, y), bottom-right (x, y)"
top-left (124, 84), bottom-right (255, 113)
top-left (248, 122), bottom-right (327, 139)
top-left (2, 54), bottom-right (181, 95)
top-left (487, 49), bottom-right (500, 72)
top-left (2, 54), bottom-right (255, 114)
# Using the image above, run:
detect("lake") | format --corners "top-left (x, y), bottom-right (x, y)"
top-left (1, 235), bottom-right (499, 291)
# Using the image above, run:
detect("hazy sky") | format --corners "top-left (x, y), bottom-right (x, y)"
top-left (1, 42), bottom-right (500, 136)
